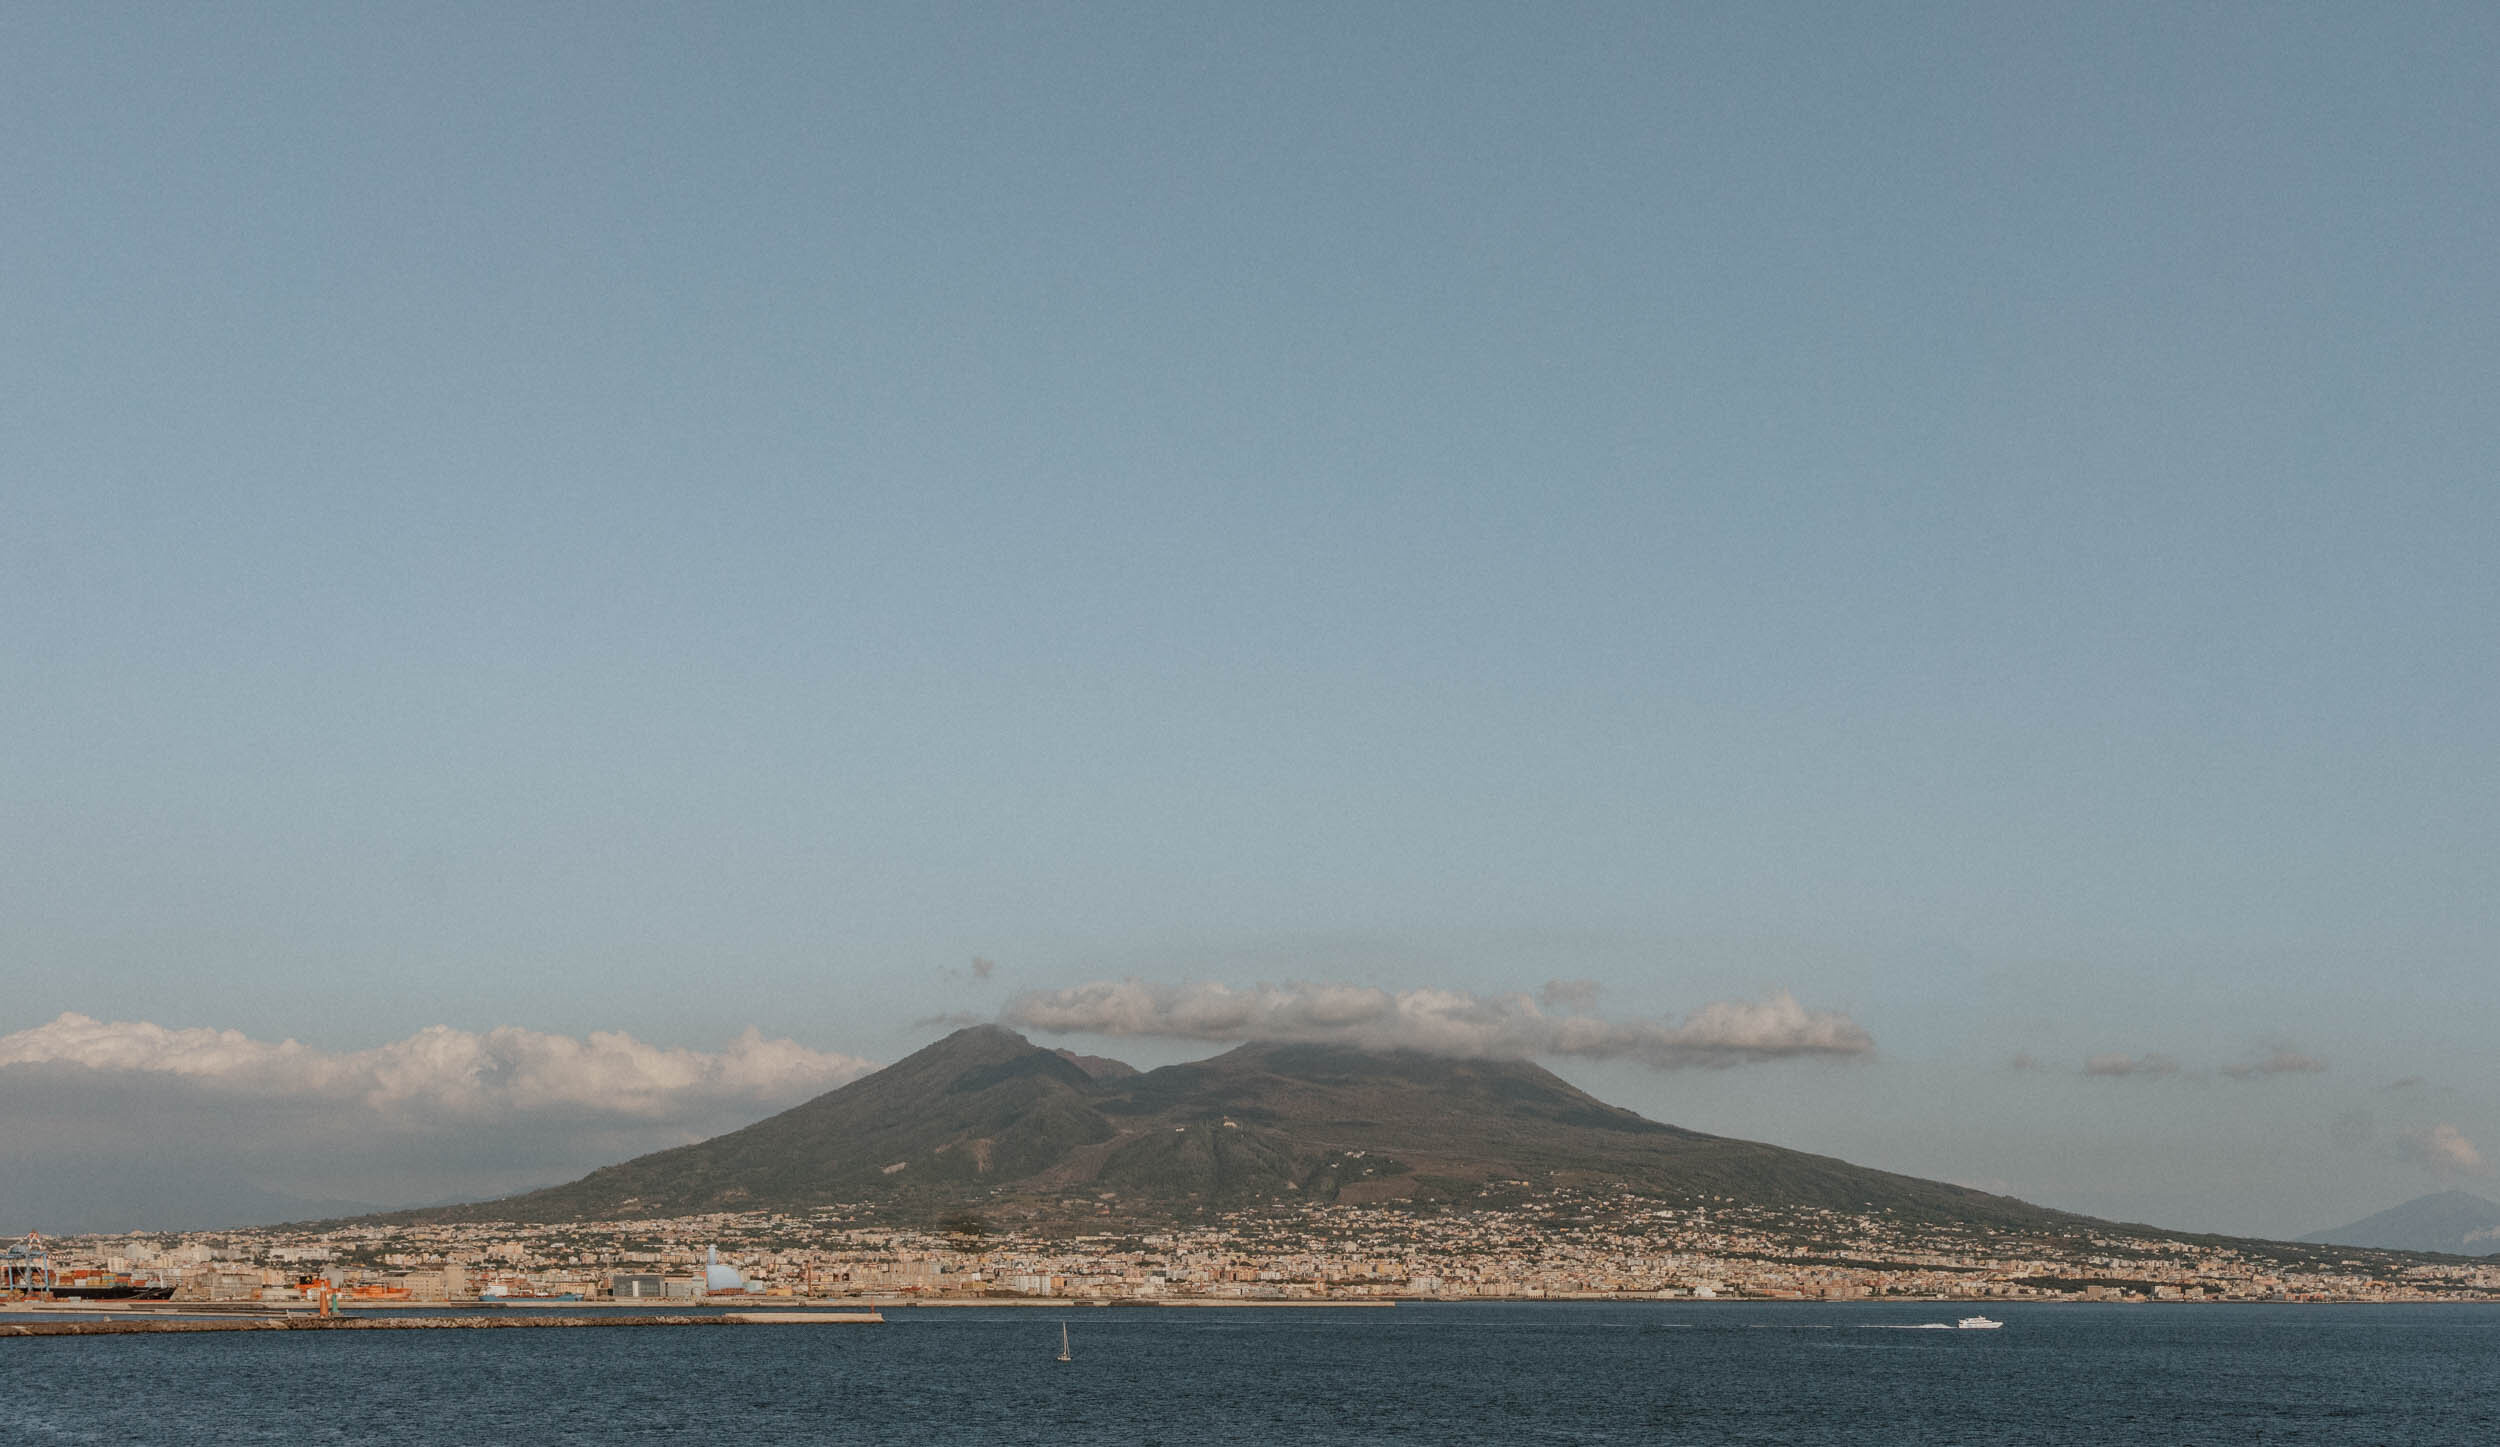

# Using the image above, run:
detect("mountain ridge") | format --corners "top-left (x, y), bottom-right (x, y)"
top-left (379, 1025), bottom-right (2076, 1231)
top-left (2302, 1190), bottom-right (2500, 1256)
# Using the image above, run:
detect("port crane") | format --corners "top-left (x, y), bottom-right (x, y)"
top-left (3, 1232), bottom-right (52, 1299)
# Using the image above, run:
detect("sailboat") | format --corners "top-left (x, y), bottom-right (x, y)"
top-left (1056, 1321), bottom-right (1072, 1362)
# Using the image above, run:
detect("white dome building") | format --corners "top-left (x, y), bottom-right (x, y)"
top-left (703, 1246), bottom-right (750, 1295)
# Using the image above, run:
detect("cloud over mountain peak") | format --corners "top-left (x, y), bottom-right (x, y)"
top-left (1000, 980), bottom-right (1872, 1070)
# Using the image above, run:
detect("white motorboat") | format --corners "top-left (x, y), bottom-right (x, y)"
top-left (1956, 1315), bottom-right (2003, 1330)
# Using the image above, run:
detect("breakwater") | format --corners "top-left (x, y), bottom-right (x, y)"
top-left (3, 1311), bottom-right (881, 1337)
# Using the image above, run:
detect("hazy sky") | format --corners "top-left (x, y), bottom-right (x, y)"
top-left (5, 3), bottom-right (2494, 1238)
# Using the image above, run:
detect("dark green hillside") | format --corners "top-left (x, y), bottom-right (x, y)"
top-left (1092, 1041), bottom-right (2062, 1228)
top-left (388, 1025), bottom-right (2079, 1231)
top-left (414, 1025), bottom-right (1114, 1222)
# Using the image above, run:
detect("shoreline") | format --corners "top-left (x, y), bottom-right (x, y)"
top-left (2, 1312), bottom-right (882, 1337)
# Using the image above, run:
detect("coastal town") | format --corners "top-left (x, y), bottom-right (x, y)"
top-left (19, 1191), bottom-right (2500, 1309)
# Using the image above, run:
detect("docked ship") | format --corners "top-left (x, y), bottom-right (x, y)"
top-left (53, 1281), bottom-right (176, 1301)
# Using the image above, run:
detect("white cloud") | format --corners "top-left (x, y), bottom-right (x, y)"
top-left (0, 1013), bottom-right (873, 1126)
top-left (999, 979), bottom-right (1873, 1069)
top-left (2082, 1052), bottom-right (2181, 1078)
top-left (0, 1013), bottom-right (882, 1227)
top-left (2394, 1123), bottom-right (2490, 1179)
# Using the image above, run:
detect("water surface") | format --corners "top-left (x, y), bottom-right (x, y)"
top-left (4, 1301), bottom-right (2493, 1444)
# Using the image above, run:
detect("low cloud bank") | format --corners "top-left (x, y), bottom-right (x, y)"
top-left (0, 1013), bottom-right (874, 1124)
top-left (2221, 1047), bottom-right (2328, 1080)
top-left (1000, 980), bottom-right (1872, 1070)
top-left (2082, 1052), bottom-right (2181, 1078)
top-left (0, 1014), bottom-right (877, 1228)
top-left (2078, 1042), bottom-right (2328, 1081)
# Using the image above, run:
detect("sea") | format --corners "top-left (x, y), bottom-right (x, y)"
top-left (3, 1300), bottom-right (2495, 1444)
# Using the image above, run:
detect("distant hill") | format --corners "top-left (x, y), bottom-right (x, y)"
top-left (0, 1156), bottom-right (381, 1236)
top-left (385, 1025), bottom-right (2078, 1230)
top-left (2302, 1191), bottom-right (2500, 1256)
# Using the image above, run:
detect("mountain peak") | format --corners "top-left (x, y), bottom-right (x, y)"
top-left (926, 1022), bottom-right (1034, 1053)
top-left (2304, 1190), bottom-right (2500, 1256)
top-left (394, 1025), bottom-right (2081, 1230)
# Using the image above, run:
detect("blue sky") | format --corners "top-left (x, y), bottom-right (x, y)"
top-left (4, 3), bottom-right (2495, 1237)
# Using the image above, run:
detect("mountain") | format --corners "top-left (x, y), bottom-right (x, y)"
top-left (1052, 1048), bottom-right (1138, 1081)
top-left (391, 1025), bottom-right (2077, 1230)
top-left (2302, 1191), bottom-right (2500, 1256)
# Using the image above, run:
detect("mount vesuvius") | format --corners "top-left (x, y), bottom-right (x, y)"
top-left (386, 1025), bottom-right (2076, 1231)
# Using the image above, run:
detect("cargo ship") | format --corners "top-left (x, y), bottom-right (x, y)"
top-left (53, 1269), bottom-right (176, 1301)
top-left (51, 1283), bottom-right (177, 1301)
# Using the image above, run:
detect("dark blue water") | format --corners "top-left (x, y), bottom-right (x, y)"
top-left (4, 1301), bottom-right (2495, 1444)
